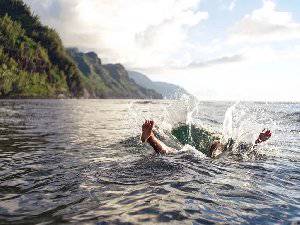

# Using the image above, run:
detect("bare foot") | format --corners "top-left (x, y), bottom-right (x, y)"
top-left (141, 120), bottom-right (154, 142)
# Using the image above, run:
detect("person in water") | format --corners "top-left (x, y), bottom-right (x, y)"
top-left (141, 120), bottom-right (272, 158)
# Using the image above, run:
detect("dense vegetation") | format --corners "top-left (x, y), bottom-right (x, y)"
top-left (0, 0), bottom-right (83, 97)
top-left (68, 48), bottom-right (162, 99)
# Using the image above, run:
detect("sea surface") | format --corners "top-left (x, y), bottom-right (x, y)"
top-left (0, 99), bottom-right (299, 224)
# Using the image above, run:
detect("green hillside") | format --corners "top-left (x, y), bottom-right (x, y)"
top-left (68, 48), bottom-right (162, 99)
top-left (0, 0), bottom-right (83, 98)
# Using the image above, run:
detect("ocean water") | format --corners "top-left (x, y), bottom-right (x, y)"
top-left (0, 99), bottom-right (299, 224)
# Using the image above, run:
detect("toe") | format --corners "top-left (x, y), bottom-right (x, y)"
top-left (150, 120), bottom-right (154, 128)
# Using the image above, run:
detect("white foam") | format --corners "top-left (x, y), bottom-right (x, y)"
top-left (181, 144), bottom-right (207, 158)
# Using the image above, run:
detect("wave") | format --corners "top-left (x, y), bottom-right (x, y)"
top-left (171, 123), bottom-right (219, 156)
top-left (284, 112), bottom-right (300, 123)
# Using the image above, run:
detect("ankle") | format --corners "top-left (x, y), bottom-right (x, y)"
top-left (147, 133), bottom-right (155, 142)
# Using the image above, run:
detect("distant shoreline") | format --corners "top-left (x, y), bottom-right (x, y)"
top-left (0, 98), bottom-right (299, 104)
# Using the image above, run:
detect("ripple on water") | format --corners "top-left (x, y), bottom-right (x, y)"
top-left (0, 100), bottom-right (299, 224)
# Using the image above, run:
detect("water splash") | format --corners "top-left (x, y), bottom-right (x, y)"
top-left (181, 144), bottom-right (207, 158)
top-left (219, 102), bottom-right (281, 159)
top-left (222, 102), bottom-right (238, 142)
top-left (126, 97), bottom-right (280, 159)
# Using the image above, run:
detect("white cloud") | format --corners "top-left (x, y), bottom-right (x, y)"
top-left (229, 0), bottom-right (300, 43)
top-left (229, 0), bottom-right (237, 11)
top-left (186, 54), bottom-right (243, 68)
top-left (23, 0), bottom-right (300, 101)
top-left (148, 44), bottom-right (300, 101)
top-left (24, 0), bottom-right (208, 69)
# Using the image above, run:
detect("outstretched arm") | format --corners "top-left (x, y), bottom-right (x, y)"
top-left (141, 120), bottom-right (176, 154)
top-left (255, 129), bottom-right (272, 144)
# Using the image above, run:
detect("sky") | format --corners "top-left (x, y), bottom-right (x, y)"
top-left (24, 0), bottom-right (300, 101)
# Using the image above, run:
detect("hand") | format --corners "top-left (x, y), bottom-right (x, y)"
top-left (255, 129), bottom-right (272, 144)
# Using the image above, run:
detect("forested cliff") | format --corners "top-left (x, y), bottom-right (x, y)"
top-left (0, 0), bottom-right (162, 99)
top-left (68, 48), bottom-right (162, 99)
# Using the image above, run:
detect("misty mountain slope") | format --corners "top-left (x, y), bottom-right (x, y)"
top-left (67, 48), bottom-right (162, 99)
top-left (128, 71), bottom-right (190, 99)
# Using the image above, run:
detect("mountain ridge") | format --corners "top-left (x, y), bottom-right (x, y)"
top-left (67, 48), bottom-right (162, 99)
top-left (128, 71), bottom-right (191, 99)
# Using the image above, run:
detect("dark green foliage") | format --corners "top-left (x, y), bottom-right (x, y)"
top-left (0, 0), bottom-right (83, 97)
top-left (171, 124), bottom-right (219, 155)
top-left (0, 48), bottom-right (54, 97)
top-left (67, 48), bottom-right (91, 76)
